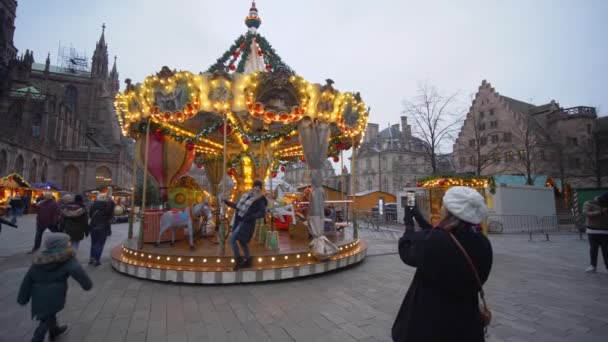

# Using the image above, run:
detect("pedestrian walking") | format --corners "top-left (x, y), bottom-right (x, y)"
top-left (17, 232), bottom-right (93, 342)
top-left (88, 193), bottom-right (115, 266)
top-left (8, 194), bottom-right (24, 224)
top-left (60, 195), bottom-right (89, 250)
top-left (30, 192), bottom-right (60, 253)
top-left (223, 180), bottom-right (268, 270)
top-left (582, 192), bottom-right (608, 273)
top-left (392, 186), bottom-right (493, 342)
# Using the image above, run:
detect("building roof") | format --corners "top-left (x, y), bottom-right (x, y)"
top-left (349, 190), bottom-right (395, 197)
top-left (494, 174), bottom-right (564, 192)
top-left (32, 63), bottom-right (91, 78)
top-left (9, 85), bottom-right (46, 100)
top-left (377, 125), bottom-right (400, 140)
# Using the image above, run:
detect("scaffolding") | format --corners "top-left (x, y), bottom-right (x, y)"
top-left (56, 43), bottom-right (89, 74)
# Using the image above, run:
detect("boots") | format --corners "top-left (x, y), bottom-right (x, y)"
top-left (49, 325), bottom-right (67, 341)
top-left (233, 256), bottom-right (244, 271)
top-left (240, 257), bottom-right (252, 268)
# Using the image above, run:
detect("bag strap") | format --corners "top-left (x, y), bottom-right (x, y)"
top-left (447, 232), bottom-right (489, 310)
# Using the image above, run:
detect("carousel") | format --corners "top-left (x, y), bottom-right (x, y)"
top-left (111, 2), bottom-right (368, 284)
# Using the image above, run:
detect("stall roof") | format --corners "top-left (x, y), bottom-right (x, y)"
top-left (32, 182), bottom-right (61, 190)
top-left (0, 173), bottom-right (31, 188)
top-left (494, 175), bottom-right (564, 192)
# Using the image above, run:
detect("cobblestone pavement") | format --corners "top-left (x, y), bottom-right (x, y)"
top-left (0, 215), bottom-right (607, 341)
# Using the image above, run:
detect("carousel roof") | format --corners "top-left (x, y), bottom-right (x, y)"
top-left (115, 2), bottom-right (369, 194)
top-left (115, 2), bottom-right (369, 159)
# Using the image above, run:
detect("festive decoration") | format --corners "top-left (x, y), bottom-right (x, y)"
top-left (332, 156), bottom-right (339, 163)
top-left (418, 175), bottom-right (496, 194)
top-left (280, 165), bottom-right (286, 172)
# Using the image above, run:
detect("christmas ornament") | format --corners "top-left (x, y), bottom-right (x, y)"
top-left (233, 51), bottom-right (240, 58)
top-left (438, 179), bottom-right (446, 186)
top-left (416, 182), bottom-right (422, 187)
top-left (197, 163), bottom-right (204, 169)
top-left (186, 142), bottom-right (194, 151)
top-left (333, 156), bottom-right (339, 163)
top-left (229, 64), bottom-right (236, 71)
top-left (218, 123), bottom-right (232, 135)
top-left (265, 64), bottom-right (272, 71)
top-left (280, 165), bottom-right (286, 172)
top-left (272, 172), bottom-right (277, 178)
top-left (257, 49), bottom-right (263, 56)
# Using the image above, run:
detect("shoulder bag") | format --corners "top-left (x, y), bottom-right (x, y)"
top-left (447, 232), bottom-right (492, 331)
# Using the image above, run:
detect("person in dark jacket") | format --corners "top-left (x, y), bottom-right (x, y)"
top-left (392, 186), bottom-right (493, 342)
top-left (60, 195), bottom-right (89, 250)
top-left (88, 194), bottom-right (115, 266)
top-left (30, 193), bottom-right (60, 254)
top-left (582, 192), bottom-right (608, 273)
top-left (8, 194), bottom-right (24, 224)
top-left (223, 180), bottom-right (268, 270)
top-left (17, 232), bottom-right (93, 342)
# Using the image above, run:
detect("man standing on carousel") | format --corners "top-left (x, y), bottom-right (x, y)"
top-left (223, 180), bottom-right (268, 270)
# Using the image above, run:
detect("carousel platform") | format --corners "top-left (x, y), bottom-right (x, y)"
top-left (111, 229), bottom-right (366, 284)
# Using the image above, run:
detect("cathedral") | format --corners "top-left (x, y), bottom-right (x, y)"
top-left (0, 0), bottom-right (132, 193)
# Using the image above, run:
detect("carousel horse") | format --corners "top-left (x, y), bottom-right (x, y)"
top-left (155, 200), bottom-right (213, 250)
top-left (267, 201), bottom-right (296, 224)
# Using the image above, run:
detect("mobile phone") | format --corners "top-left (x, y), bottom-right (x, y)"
top-left (406, 191), bottom-right (416, 207)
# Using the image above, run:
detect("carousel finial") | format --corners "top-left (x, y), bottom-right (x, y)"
top-left (245, 1), bottom-right (262, 32)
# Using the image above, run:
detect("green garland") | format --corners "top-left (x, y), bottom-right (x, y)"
top-left (205, 32), bottom-right (293, 74)
top-left (417, 174), bottom-right (497, 194)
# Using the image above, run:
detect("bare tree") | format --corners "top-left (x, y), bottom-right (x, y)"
top-left (576, 133), bottom-right (605, 187)
top-left (509, 113), bottom-right (548, 185)
top-left (402, 82), bottom-right (462, 174)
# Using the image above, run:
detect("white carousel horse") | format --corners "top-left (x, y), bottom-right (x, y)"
top-left (267, 201), bottom-right (296, 224)
top-left (155, 200), bottom-right (213, 250)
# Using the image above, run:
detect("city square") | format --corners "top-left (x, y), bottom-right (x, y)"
top-left (1, 0), bottom-right (608, 341)
top-left (1, 217), bottom-right (607, 341)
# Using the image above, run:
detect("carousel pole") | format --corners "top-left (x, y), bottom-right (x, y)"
top-left (138, 119), bottom-right (152, 249)
top-left (128, 146), bottom-right (137, 239)
top-left (218, 110), bottom-right (228, 254)
top-left (340, 149), bottom-right (345, 223)
top-left (351, 137), bottom-right (358, 238)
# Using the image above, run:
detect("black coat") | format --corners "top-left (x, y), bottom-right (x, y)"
top-left (89, 200), bottom-right (115, 232)
top-left (61, 203), bottom-right (89, 241)
top-left (17, 255), bottom-right (92, 319)
top-left (227, 195), bottom-right (268, 243)
top-left (392, 227), bottom-right (493, 342)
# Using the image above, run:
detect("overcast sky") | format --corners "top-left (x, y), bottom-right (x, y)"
top-left (14, 0), bottom-right (608, 163)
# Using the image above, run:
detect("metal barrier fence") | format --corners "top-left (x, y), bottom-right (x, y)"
top-left (487, 214), bottom-right (584, 240)
top-left (352, 210), bottom-right (400, 230)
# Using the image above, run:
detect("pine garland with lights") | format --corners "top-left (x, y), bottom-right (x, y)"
top-left (417, 175), bottom-right (497, 194)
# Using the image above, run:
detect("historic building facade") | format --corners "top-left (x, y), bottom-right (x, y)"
top-left (282, 116), bottom-right (451, 196)
top-left (0, 0), bottom-right (132, 193)
top-left (349, 117), bottom-right (437, 195)
top-left (453, 80), bottom-right (602, 188)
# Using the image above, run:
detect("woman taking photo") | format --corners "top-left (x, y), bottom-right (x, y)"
top-left (392, 186), bottom-right (493, 342)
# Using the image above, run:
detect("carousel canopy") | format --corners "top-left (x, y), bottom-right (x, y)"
top-left (115, 2), bottom-right (369, 174)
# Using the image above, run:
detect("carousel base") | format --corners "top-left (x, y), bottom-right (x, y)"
top-left (110, 230), bottom-right (367, 284)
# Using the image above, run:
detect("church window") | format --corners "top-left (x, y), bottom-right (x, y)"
top-left (95, 166), bottom-right (112, 188)
top-left (29, 159), bottom-right (38, 182)
top-left (0, 150), bottom-right (6, 175)
top-left (64, 85), bottom-right (78, 112)
top-left (14, 154), bottom-right (24, 175)
top-left (32, 113), bottom-right (42, 138)
top-left (8, 102), bottom-right (23, 127)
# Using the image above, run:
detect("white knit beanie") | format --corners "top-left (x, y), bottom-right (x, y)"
top-left (442, 186), bottom-right (488, 224)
